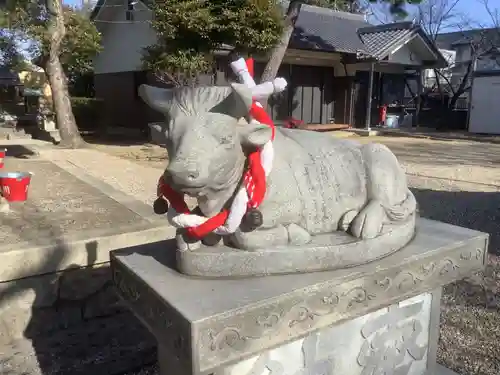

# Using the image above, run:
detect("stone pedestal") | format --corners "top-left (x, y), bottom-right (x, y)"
top-left (110, 219), bottom-right (488, 375)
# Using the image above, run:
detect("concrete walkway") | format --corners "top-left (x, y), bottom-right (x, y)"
top-left (38, 148), bottom-right (163, 206)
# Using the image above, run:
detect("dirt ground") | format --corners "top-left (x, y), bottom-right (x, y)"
top-left (93, 132), bottom-right (500, 375)
top-left (90, 142), bottom-right (168, 170)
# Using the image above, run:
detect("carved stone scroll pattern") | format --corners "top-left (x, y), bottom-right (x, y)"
top-left (199, 245), bottom-right (485, 369)
top-left (112, 265), bottom-right (191, 364)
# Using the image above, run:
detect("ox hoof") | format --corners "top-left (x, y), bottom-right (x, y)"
top-left (202, 233), bottom-right (222, 246)
top-left (350, 201), bottom-right (385, 239)
top-left (287, 223), bottom-right (311, 245)
top-left (176, 231), bottom-right (201, 251)
top-left (339, 210), bottom-right (358, 232)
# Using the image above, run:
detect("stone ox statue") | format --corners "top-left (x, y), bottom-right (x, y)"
top-left (139, 82), bottom-right (417, 277)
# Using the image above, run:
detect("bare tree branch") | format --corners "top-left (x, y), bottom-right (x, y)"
top-left (414, 0), bottom-right (464, 40)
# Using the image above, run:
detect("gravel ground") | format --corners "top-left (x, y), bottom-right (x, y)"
top-left (409, 174), bottom-right (500, 375)
top-left (38, 135), bottom-right (500, 375)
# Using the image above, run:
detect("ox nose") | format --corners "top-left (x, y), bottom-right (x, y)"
top-left (166, 162), bottom-right (202, 185)
top-left (186, 170), bottom-right (199, 181)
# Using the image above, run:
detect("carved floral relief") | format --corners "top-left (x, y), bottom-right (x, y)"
top-left (224, 296), bottom-right (430, 375)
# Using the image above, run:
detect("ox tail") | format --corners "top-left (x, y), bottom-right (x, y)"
top-left (383, 189), bottom-right (417, 222)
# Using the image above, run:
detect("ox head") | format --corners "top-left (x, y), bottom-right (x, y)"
top-left (139, 83), bottom-right (272, 203)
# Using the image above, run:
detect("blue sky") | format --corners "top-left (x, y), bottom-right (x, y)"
top-left (64, 0), bottom-right (83, 7)
top-left (66, 0), bottom-right (497, 32)
top-left (455, 1), bottom-right (494, 27)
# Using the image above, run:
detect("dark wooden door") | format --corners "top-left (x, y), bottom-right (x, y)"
top-left (353, 71), bottom-right (368, 128)
top-left (289, 65), bottom-right (334, 124)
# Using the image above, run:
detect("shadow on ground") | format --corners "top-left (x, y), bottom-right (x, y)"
top-left (0, 214), bottom-right (158, 375)
top-left (83, 133), bottom-right (150, 147)
top-left (2, 145), bottom-right (39, 159)
top-left (412, 188), bottom-right (500, 254)
top-left (413, 187), bottom-right (500, 375)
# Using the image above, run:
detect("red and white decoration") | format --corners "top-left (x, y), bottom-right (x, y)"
top-left (0, 149), bottom-right (6, 169)
top-left (157, 57), bottom-right (286, 239)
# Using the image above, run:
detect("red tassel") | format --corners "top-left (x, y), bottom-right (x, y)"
top-left (245, 57), bottom-right (254, 78)
top-left (250, 103), bottom-right (276, 140)
top-left (158, 177), bottom-right (189, 213)
top-left (186, 209), bottom-right (229, 239)
top-left (246, 151), bottom-right (266, 207)
top-left (158, 176), bottom-right (228, 239)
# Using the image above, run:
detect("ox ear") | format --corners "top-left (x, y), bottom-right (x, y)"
top-left (239, 121), bottom-right (273, 148)
top-left (138, 84), bottom-right (174, 114)
top-left (211, 83), bottom-right (253, 119)
top-left (148, 122), bottom-right (169, 146)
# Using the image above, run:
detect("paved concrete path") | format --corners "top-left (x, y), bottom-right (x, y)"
top-left (38, 148), bottom-right (162, 206)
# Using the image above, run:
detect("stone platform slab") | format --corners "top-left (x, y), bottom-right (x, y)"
top-left (0, 158), bottom-right (148, 246)
top-left (111, 218), bottom-right (488, 375)
top-left (0, 156), bottom-right (176, 345)
top-left (0, 158), bottom-right (175, 282)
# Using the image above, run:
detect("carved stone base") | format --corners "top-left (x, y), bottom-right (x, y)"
top-left (158, 291), bottom-right (459, 375)
top-left (173, 291), bottom-right (436, 375)
top-left (178, 215), bottom-right (416, 277)
top-left (110, 218), bottom-right (487, 375)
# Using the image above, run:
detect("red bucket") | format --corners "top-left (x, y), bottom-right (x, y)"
top-left (0, 149), bottom-right (6, 168)
top-left (0, 172), bottom-right (32, 202)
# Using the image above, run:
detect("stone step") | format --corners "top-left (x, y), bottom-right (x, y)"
top-left (6, 133), bottom-right (32, 140)
top-left (0, 128), bottom-right (32, 140)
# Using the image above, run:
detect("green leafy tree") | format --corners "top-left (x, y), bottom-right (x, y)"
top-left (0, 0), bottom-right (102, 148)
top-left (261, 0), bottom-right (423, 83)
top-left (0, 31), bottom-right (27, 70)
top-left (143, 0), bottom-right (283, 86)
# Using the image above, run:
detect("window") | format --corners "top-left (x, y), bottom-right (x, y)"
top-left (126, 0), bottom-right (135, 21)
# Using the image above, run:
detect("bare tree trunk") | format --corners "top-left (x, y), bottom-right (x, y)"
top-left (260, 1), bottom-right (302, 83)
top-left (449, 56), bottom-right (475, 109)
top-left (45, 0), bottom-right (85, 148)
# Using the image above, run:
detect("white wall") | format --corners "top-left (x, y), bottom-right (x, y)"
top-left (469, 75), bottom-right (500, 134)
top-left (454, 44), bottom-right (470, 64)
top-left (423, 48), bottom-right (455, 87)
top-left (93, 2), bottom-right (156, 74)
top-left (388, 43), bottom-right (422, 65)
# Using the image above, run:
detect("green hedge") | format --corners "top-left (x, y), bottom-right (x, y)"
top-left (71, 97), bottom-right (103, 130)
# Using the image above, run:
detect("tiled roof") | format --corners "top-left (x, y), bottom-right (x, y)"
top-left (436, 28), bottom-right (500, 49)
top-left (358, 22), bottom-right (415, 59)
top-left (290, 5), bottom-right (370, 55)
